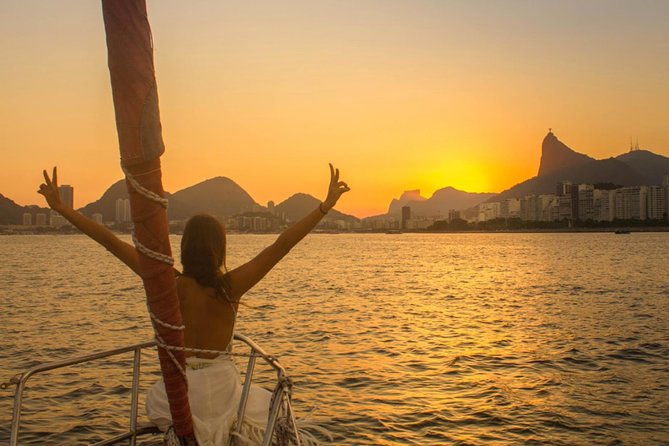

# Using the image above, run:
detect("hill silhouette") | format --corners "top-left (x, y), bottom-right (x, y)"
top-left (169, 177), bottom-right (257, 220)
top-left (538, 131), bottom-right (594, 176)
top-left (78, 177), bottom-right (255, 222)
top-left (275, 193), bottom-right (358, 223)
top-left (387, 187), bottom-right (495, 217)
top-left (387, 190), bottom-right (427, 213)
top-left (616, 150), bottom-right (669, 185)
top-left (0, 194), bottom-right (28, 225)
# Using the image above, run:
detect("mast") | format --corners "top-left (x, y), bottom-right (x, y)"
top-left (101, 0), bottom-right (194, 442)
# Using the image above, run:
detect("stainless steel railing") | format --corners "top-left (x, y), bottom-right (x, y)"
top-left (4, 334), bottom-right (295, 446)
top-left (5, 341), bottom-right (157, 446)
top-left (230, 333), bottom-right (300, 446)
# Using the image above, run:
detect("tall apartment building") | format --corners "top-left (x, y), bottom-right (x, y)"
top-left (50, 211), bottom-right (68, 228)
top-left (35, 213), bottom-right (47, 226)
top-left (115, 198), bottom-right (132, 223)
top-left (556, 181), bottom-right (572, 197)
top-left (615, 186), bottom-right (648, 220)
top-left (519, 195), bottom-right (559, 222)
top-left (593, 189), bottom-right (615, 222)
top-left (500, 198), bottom-right (521, 219)
top-left (478, 202), bottom-right (501, 222)
top-left (558, 195), bottom-right (573, 221)
top-left (577, 184), bottom-right (595, 221)
top-left (556, 181), bottom-right (579, 220)
top-left (664, 174), bottom-right (669, 218)
top-left (58, 185), bottom-right (74, 208)
top-left (647, 186), bottom-right (668, 220)
top-left (520, 196), bottom-right (533, 221)
top-left (401, 206), bottom-right (411, 230)
top-left (541, 195), bottom-right (560, 221)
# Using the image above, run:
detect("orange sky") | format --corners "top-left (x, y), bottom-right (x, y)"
top-left (1, 1), bottom-right (668, 217)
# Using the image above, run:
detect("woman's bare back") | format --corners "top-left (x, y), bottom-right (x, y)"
top-left (176, 275), bottom-right (237, 358)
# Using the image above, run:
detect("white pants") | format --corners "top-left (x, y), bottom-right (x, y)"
top-left (146, 357), bottom-right (272, 446)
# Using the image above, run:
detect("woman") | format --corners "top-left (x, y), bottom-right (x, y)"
top-left (38, 164), bottom-right (349, 445)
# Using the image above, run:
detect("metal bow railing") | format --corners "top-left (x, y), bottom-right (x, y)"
top-left (4, 334), bottom-right (298, 446)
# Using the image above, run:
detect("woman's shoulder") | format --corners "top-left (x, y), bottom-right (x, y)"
top-left (176, 273), bottom-right (220, 298)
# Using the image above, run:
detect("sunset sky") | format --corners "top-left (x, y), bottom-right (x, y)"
top-left (1, 0), bottom-right (668, 217)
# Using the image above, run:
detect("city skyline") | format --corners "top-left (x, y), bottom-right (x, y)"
top-left (2, 0), bottom-right (668, 217)
top-left (14, 174), bottom-right (669, 233)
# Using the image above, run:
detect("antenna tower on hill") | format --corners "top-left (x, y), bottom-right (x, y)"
top-left (630, 137), bottom-right (640, 152)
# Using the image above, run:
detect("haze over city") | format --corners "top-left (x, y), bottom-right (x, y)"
top-left (1, 0), bottom-right (668, 217)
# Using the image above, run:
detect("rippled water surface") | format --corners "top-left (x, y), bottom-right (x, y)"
top-left (2, 233), bottom-right (669, 445)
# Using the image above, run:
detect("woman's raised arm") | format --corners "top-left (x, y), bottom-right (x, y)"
top-left (38, 167), bottom-right (142, 276)
top-left (228, 163), bottom-right (350, 299)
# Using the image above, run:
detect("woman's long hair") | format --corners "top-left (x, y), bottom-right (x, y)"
top-left (180, 214), bottom-right (232, 300)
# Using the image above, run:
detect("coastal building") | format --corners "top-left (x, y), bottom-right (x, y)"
top-left (228, 214), bottom-right (279, 232)
top-left (50, 210), bottom-right (68, 228)
top-left (35, 213), bottom-right (47, 226)
top-left (474, 177), bottom-right (669, 225)
top-left (519, 195), bottom-right (535, 221)
top-left (558, 195), bottom-right (573, 221)
top-left (361, 215), bottom-right (401, 231)
top-left (93, 213), bottom-right (104, 225)
top-left (252, 216), bottom-right (266, 232)
top-left (405, 216), bottom-right (435, 230)
top-left (556, 181), bottom-right (579, 220)
top-left (448, 209), bottom-right (461, 222)
top-left (267, 201), bottom-right (275, 215)
top-left (521, 195), bottom-right (544, 221)
top-left (500, 198), bottom-right (520, 219)
top-left (115, 198), bottom-right (131, 223)
top-left (539, 195), bottom-right (559, 221)
top-left (58, 185), bottom-right (74, 208)
top-left (333, 219), bottom-right (348, 230)
top-left (665, 174), bottom-right (669, 217)
top-left (22, 213), bottom-right (32, 226)
top-left (556, 181), bottom-right (572, 197)
top-left (647, 186), bottom-right (667, 220)
top-left (577, 184), bottom-right (595, 221)
top-left (478, 202), bottom-right (500, 222)
top-left (401, 206), bottom-right (411, 230)
top-left (593, 189), bottom-right (615, 222)
top-left (519, 197), bottom-right (529, 221)
top-left (614, 186), bottom-right (647, 220)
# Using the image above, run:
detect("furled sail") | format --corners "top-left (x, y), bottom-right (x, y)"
top-left (101, 0), bottom-right (194, 442)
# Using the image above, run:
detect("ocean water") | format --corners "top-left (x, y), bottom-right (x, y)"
top-left (1, 233), bottom-right (669, 445)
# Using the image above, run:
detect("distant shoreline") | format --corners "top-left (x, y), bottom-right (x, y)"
top-left (2, 226), bottom-right (669, 235)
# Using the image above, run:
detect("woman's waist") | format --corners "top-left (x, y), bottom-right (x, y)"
top-left (185, 354), bottom-right (234, 370)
